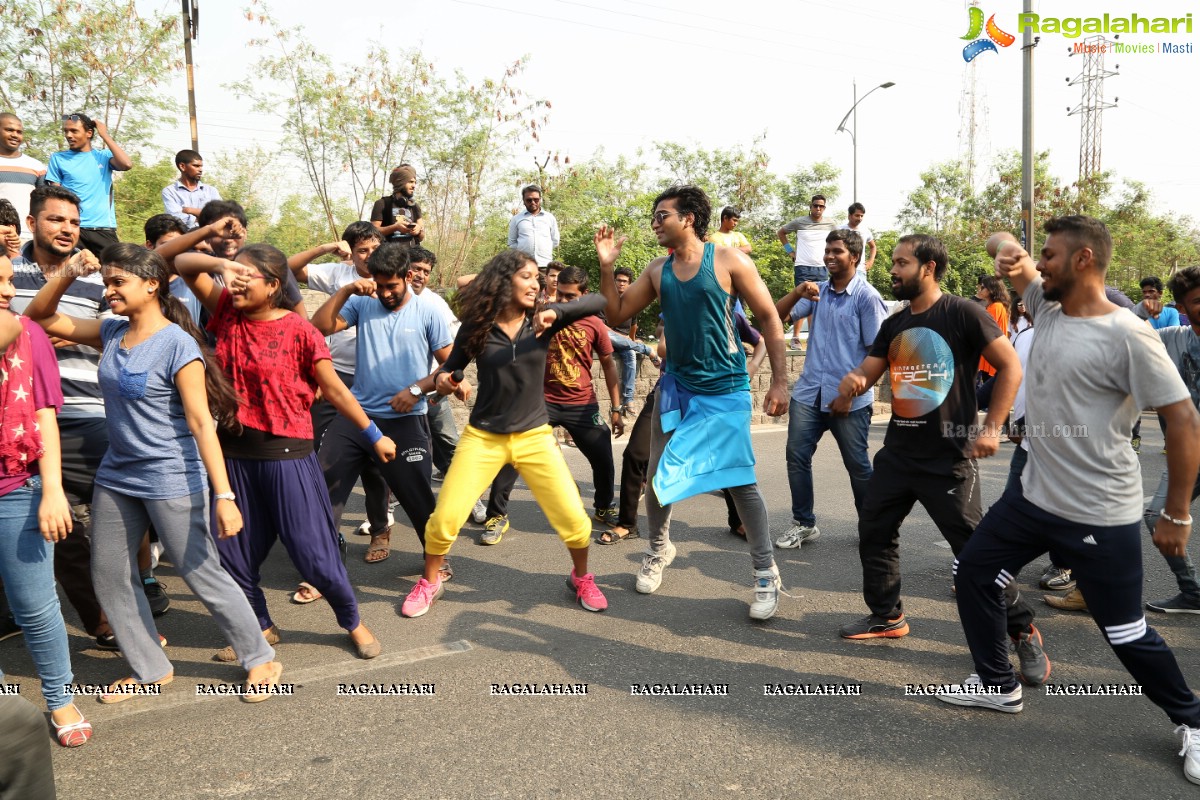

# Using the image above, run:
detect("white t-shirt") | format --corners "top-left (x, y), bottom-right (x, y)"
top-left (781, 216), bottom-right (836, 267)
top-left (1021, 278), bottom-right (1189, 524)
top-left (415, 288), bottom-right (460, 372)
top-left (306, 262), bottom-right (363, 375)
top-left (0, 153), bottom-right (46, 243)
top-left (838, 223), bottom-right (874, 272)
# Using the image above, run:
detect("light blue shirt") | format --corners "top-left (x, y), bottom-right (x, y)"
top-left (789, 273), bottom-right (887, 412)
top-left (161, 180), bottom-right (222, 229)
top-left (507, 209), bottom-right (560, 266)
top-left (338, 293), bottom-right (452, 418)
top-left (46, 148), bottom-right (115, 228)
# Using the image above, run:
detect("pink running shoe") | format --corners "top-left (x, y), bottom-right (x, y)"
top-left (569, 570), bottom-right (608, 612)
top-left (401, 577), bottom-right (444, 618)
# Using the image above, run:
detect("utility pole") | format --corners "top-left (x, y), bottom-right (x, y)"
top-left (1067, 34), bottom-right (1119, 190)
top-left (182, 0), bottom-right (200, 151)
top-left (1020, 0), bottom-right (1037, 253)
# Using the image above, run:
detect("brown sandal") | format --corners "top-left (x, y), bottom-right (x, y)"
top-left (365, 531), bottom-right (391, 563)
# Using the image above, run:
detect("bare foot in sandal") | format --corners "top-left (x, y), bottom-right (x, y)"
top-left (365, 530), bottom-right (391, 563)
top-left (596, 526), bottom-right (639, 545)
top-left (291, 582), bottom-right (322, 604)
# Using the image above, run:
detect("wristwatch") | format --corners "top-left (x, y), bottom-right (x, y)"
top-left (408, 384), bottom-right (422, 397)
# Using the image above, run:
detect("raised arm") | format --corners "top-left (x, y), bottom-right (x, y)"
top-left (775, 282), bottom-right (820, 324)
top-left (156, 216), bottom-right (243, 268)
top-left (174, 251), bottom-right (235, 316)
top-left (989, 232), bottom-right (1037, 299)
top-left (94, 120), bottom-right (132, 171)
top-left (595, 224), bottom-right (656, 327)
top-left (288, 241), bottom-right (349, 284)
top-left (23, 251), bottom-right (104, 349)
top-left (311, 280), bottom-right (374, 336)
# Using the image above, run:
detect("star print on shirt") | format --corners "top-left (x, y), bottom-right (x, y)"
top-left (8, 353), bottom-right (24, 371)
top-left (12, 384), bottom-right (28, 403)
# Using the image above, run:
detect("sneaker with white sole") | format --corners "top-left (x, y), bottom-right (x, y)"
top-left (774, 522), bottom-right (820, 550)
top-left (1177, 724), bottom-right (1200, 785)
top-left (471, 498), bottom-right (488, 525)
top-left (401, 578), bottom-right (444, 618)
top-left (935, 673), bottom-right (1023, 713)
top-left (569, 570), bottom-right (608, 612)
top-left (749, 564), bottom-right (782, 620)
top-left (1147, 593), bottom-right (1200, 614)
top-left (635, 542), bottom-right (677, 594)
top-left (1038, 565), bottom-right (1075, 591)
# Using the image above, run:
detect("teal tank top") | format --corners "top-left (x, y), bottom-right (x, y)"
top-left (660, 243), bottom-right (750, 394)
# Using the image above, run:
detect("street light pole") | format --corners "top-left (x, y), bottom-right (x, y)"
top-left (836, 80), bottom-right (895, 202)
top-left (181, 0), bottom-right (200, 151)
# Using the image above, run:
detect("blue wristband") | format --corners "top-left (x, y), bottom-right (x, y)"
top-left (783, 243), bottom-right (795, 254)
top-left (360, 421), bottom-right (383, 446)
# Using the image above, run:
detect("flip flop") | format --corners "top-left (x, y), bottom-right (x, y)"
top-left (291, 582), bottom-right (322, 604)
top-left (242, 661), bottom-right (283, 704)
top-left (595, 527), bottom-right (640, 545)
top-left (365, 531), bottom-right (390, 563)
top-left (99, 674), bottom-right (173, 705)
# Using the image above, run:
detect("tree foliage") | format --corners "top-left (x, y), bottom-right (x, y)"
top-left (0, 0), bottom-right (180, 156)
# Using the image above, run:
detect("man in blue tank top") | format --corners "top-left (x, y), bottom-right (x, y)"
top-left (595, 184), bottom-right (796, 621)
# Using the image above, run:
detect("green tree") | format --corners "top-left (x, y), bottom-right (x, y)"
top-left (0, 0), bottom-right (181, 155)
top-left (778, 160), bottom-right (841, 222)
top-left (654, 136), bottom-right (777, 217)
top-left (113, 155), bottom-right (176, 243)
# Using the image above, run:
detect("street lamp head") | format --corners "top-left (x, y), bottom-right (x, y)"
top-left (880, 81), bottom-right (896, 89)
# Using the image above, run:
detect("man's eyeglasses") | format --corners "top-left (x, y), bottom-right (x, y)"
top-left (651, 210), bottom-right (685, 225)
top-left (811, 203), bottom-right (826, 209)
top-left (524, 196), bottom-right (541, 204)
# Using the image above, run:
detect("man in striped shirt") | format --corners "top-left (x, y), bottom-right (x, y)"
top-left (0, 113), bottom-right (45, 245)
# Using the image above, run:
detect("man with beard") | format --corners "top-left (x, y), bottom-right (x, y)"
top-left (311, 242), bottom-right (456, 579)
top-left (9, 184), bottom-right (118, 648)
top-left (832, 234), bottom-right (1048, 685)
top-left (370, 164), bottom-right (424, 246)
top-left (938, 222), bottom-right (1200, 787)
top-left (595, 184), bottom-right (790, 621)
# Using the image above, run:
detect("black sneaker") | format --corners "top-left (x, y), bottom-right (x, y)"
top-left (95, 632), bottom-right (119, 651)
top-left (1038, 565), bottom-right (1075, 591)
top-left (1147, 593), bottom-right (1200, 614)
top-left (1012, 624), bottom-right (1051, 686)
top-left (142, 578), bottom-right (171, 617)
top-left (839, 613), bottom-right (910, 640)
top-left (0, 614), bottom-right (22, 642)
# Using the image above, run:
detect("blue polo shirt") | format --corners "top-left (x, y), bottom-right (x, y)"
top-left (46, 148), bottom-right (115, 228)
top-left (788, 272), bottom-right (888, 412)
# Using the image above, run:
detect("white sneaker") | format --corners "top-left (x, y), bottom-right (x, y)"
top-left (935, 674), bottom-right (1023, 713)
top-left (356, 511), bottom-right (396, 537)
top-left (471, 498), bottom-right (488, 525)
top-left (775, 523), bottom-right (820, 550)
top-left (749, 564), bottom-right (782, 621)
top-left (635, 542), bottom-right (677, 594)
top-left (1177, 724), bottom-right (1200, 785)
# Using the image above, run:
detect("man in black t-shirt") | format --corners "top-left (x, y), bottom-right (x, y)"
top-left (370, 164), bottom-right (424, 246)
top-left (831, 234), bottom-right (1049, 685)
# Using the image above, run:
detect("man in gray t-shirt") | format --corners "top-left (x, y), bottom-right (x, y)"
top-left (939, 217), bottom-right (1200, 787)
top-left (777, 194), bottom-right (836, 285)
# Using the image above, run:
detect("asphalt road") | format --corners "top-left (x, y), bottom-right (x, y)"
top-left (4, 414), bottom-right (1198, 799)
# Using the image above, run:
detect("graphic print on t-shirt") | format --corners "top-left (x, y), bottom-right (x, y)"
top-left (888, 327), bottom-right (954, 419)
top-left (546, 324), bottom-right (589, 390)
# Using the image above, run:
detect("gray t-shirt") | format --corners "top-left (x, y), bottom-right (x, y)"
top-left (1158, 326), bottom-right (1200, 409)
top-left (95, 319), bottom-right (205, 500)
top-left (1021, 277), bottom-right (1189, 525)
top-left (781, 216), bottom-right (836, 267)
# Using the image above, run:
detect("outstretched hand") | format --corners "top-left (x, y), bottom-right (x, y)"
top-left (594, 225), bottom-right (627, 270)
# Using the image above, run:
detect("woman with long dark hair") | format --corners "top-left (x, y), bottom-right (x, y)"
top-left (401, 249), bottom-right (609, 618)
top-left (25, 243), bottom-right (283, 702)
top-left (175, 245), bottom-right (391, 660)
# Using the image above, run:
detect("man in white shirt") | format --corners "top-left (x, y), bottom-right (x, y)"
top-left (507, 184), bottom-right (559, 267)
top-left (0, 113), bottom-right (46, 244)
top-left (778, 194), bottom-right (837, 285)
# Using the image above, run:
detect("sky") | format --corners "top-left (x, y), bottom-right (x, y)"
top-left (147, 0), bottom-right (1200, 231)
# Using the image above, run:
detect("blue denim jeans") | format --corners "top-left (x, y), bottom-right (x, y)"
top-left (785, 399), bottom-right (872, 525)
top-left (608, 331), bottom-right (654, 406)
top-left (794, 265), bottom-right (829, 285)
top-left (1143, 468), bottom-right (1200, 602)
top-left (0, 476), bottom-right (73, 711)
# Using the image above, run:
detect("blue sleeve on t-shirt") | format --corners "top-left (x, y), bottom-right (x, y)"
top-left (340, 294), bottom-right (363, 329)
top-left (425, 304), bottom-right (452, 352)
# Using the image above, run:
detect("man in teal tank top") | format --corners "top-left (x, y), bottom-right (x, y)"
top-left (595, 184), bottom-right (799, 621)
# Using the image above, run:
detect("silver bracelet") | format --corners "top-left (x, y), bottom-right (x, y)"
top-left (1160, 510), bottom-right (1194, 527)
top-left (214, 492), bottom-right (236, 502)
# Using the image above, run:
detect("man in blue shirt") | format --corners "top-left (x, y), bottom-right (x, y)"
top-left (45, 113), bottom-right (131, 257)
top-left (773, 229), bottom-right (887, 549)
top-left (507, 184), bottom-right (559, 267)
top-left (161, 149), bottom-right (221, 230)
top-left (1134, 276), bottom-right (1182, 329)
top-left (311, 243), bottom-right (457, 575)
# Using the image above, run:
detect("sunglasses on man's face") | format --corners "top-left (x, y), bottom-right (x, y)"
top-left (61, 115), bottom-right (85, 123)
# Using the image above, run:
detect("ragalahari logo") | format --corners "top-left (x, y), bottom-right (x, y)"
top-left (961, 6), bottom-right (1016, 62)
